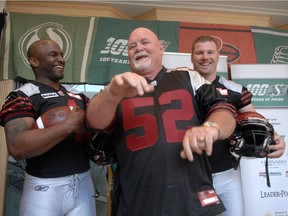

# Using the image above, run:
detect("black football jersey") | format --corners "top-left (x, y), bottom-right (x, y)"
top-left (110, 67), bottom-right (236, 216)
top-left (0, 81), bottom-right (90, 177)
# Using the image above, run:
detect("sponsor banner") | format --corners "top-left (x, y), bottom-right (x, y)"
top-left (252, 26), bottom-right (288, 64)
top-left (231, 63), bottom-right (288, 215)
top-left (231, 64), bottom-right (288, 107)
top-left (87, 17), bottom-right (179, 84)
top-left (179, 22), bottom-right (258, 66)
top-left (0, 12), bottom-right (98, 83)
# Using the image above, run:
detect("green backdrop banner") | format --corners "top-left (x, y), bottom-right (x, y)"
top-left (252, 26), bottom-right (288, 64)
top-left (0, 12), bottom-right (98, 83)
top-left (87, 17), bottom-right (179, 84)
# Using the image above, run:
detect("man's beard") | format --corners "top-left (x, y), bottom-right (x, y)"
top-left (133, 58), bottom-right (151, 72)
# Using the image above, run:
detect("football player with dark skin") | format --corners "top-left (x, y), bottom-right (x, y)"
top-left (191, 35), bottom-right (286, 216)
top-left (0, 39), bottom-right (96, 216)
top-left (86, 27), bottom-right (238, 216)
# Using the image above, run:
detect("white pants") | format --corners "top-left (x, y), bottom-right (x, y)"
top-left (213, 168), bottom-right (245, 216)
top-left (20, 170), bottom-right (96, 216)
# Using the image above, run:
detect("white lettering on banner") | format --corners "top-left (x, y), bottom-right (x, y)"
top-left (111, 39), bottom-right (128, 56)
top-left (271, 98), bottom-right (284, 101)
top-left (99, 57), bottom-right (129, 65)
top-left (99, 57), bottom-right (110, 62)
top-left (247, 84), bottom-right (269, 96)
top-left (260, 190), bottom-right (288, 198)
top-left (252, 98), bottom-right (265, 101)
top-left (99, 37), bottom-right (171, 63)
top-left (247, 83), bottom-right (287, 97)
top-left (100, 37), bottom-right (128, 56)
top-left (100, 37), bottom-right (114, 54)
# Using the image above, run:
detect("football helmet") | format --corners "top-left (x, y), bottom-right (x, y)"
top-left (86, 131), bottom-right (117, 166)
top-left (229, 111), bottom-right (275, 158)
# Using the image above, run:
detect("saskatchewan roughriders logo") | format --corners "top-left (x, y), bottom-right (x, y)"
top-left (18, 22), bottom-right (72, 67)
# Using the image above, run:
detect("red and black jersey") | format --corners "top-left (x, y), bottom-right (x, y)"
top-left (0, 81), bottom-right (90, 178)
top-left (110, 67), bottom-right (236, 216)
top-left (209, 76), bottom-right (253, 173)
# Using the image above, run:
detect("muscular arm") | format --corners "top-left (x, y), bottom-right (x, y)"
top-left (86, 72), bottom-right (154, 130)
top-left (86, 87), bottom-right (121, 130)
top-left (5, 107), bottom-right (84, 160)
top-left (205, 109), bottom-right (236, 140)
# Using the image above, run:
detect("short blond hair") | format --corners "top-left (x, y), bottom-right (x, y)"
top-left (191, 35), bottom-right (218, 53)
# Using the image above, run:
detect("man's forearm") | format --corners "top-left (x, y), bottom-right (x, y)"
top-left (86, 88), bottom-right (119, 130)
top-left (205, 110), bottom-right (236, 140)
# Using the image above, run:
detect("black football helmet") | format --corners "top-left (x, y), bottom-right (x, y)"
top-left (86, 131), bottom-right (117, 166)
top-left (229, 111), bottom-right (275, 187)
top-left (229, 111), bottom-right (275, 158)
